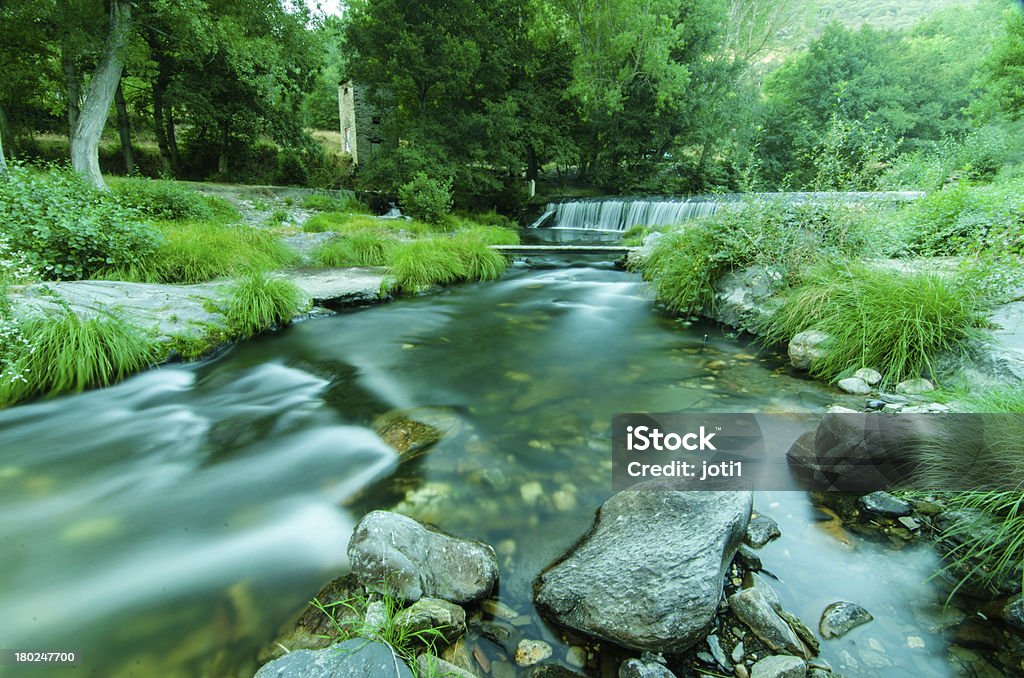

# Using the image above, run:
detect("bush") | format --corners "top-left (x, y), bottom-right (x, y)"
top-left (302, 212), bottom-right (382, 233)
top-left (99, 222), bottom-right (297, 284)
top-left (301, 192), bottom-right (363, 213)
top-left (398, 173), bottom-right (453, 224)
top-left (762, 262), bottom-right (989, 386)
top-left (0, 310), bottom-right (158, 407)
top-left (0, 164), bottom-right (160, 280)
top-left (226, 272), bottom-right (306, 338)
top-left (110, 177), bottom-right (233, 222)
top-left (899, 179), bottom-right (1024, 256)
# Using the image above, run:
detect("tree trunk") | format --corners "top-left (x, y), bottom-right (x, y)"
top-left (62, 45), bottom-right (81, 145)
top-left (526, 144), bottom-right (539, 182)
top-left (165, 99), bottom-right (180, 171)
top-left (0, 103), bottom-right (9, 173)
top-left (114, 79), bottom-right (134, 175)
top-left (217, 123), bottom-right (230, 176)
top-left (70, 0), bottom-right (131, 190)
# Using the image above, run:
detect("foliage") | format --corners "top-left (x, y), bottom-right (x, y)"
top-left (635, 198), bottom-right (880, 315)
top-left (761, 261), bottom-right (990, 386)
top-left (313, 232), bottom-right (398, 267)
top-left (225, 272), bottom-right (306, 339)
top-left (0, 309), bottom-right (158, 407)
top-left (0, 234), bottom-right (38, 388)
top-left (110, 178), bottom-right (239, 222)
top-left (898, 177), bottom-right (1024, 256)
top-left (388, 237), bottom-right (509, 294)
top-left (986, 8), bottom-right (1024, 120)
top-left (303, 212), bottom-right (379, 233)
top-left (99, 221), bottom-right (297, 284)
top-left (0, 164), bottom-right (159, 280)
top-left (880, 126), bottom-right (1011, 190)
top-left (398, 173), bottom-right (453, 224)
top-left (302, 192), bottom-right (364, 213)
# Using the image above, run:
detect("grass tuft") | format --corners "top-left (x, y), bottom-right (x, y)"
top-left (0, 311), bottom-right (158, 407)
top-left (313, 232), bottom-right (397, 268)
top-left (226, 272), bottom-right (306, 339)
top-left (761, 261), bottom-right (988, 386)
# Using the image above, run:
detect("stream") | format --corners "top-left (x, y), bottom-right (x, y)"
top-left (0, 230), bottom-right (984, 677)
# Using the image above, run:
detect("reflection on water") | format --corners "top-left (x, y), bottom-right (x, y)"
top-left (0, 241), bottom-right (972, 677)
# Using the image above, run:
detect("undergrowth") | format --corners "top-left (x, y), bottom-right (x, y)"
top-left (225, 273), bottom-right (306, 339)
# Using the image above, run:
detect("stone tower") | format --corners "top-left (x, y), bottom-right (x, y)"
top-left (338, 81), bottom-right (383, 168)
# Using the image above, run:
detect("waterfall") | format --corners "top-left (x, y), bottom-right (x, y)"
top-left (530, 197), bottom-right (722, 231)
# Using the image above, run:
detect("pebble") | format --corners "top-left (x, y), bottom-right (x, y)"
top-left (732, 641), bottom-right (745, 663)
top-left (707, 360), bottom-right (728, 370)
top-left (552, 489), bottom-right (577, 512)
top-left (882, 403), bottom-right (903, 413)
top-left (706, 635), bottom-right (731, 668)
top-left (866, 399), bottom-right (886, 410)
top-left (837, 377), bottom-right (872, 395)
top-left (566, 646), bottom-right (587, 668)
top-left (898, 516), bottom-right (921, 531)
top-left (514, 639), bottom-right (552, 667)
top-left (907, 635), bottom-right (926, 649)
top-left (481, 599), bottom-right (518, 620)
top-left (854, 368), bottom-right (883, 386)
top-left (520, 482), bottom-right (544, 505)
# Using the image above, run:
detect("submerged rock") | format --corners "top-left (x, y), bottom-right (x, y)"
top-left (745, 514), bottom-right (781, 548)
top-left (819, 601), bottom-right (874, 639)
top-left (535, 487), bottom-right (752, 654)
top-left (347, 511), bottom-right (498, 604)
top-left (515, 639), bottom-right (553, 667)
top-left (750, 655), bottom-right (807, 678)
top-left (788, 330), bottom-right (831, 371)
top-left (254, 639), bottom-right (413, 678)
top-left (372, 407), bottom-right (462, 457)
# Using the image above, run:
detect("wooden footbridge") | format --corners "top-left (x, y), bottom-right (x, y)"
top-left (489, 244), bottom-right (638, 257)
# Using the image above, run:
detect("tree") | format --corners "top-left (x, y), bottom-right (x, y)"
top-left (987, 8), bottom-right (1024, 119)
top-left (70, 0), bottom-right (132, 189)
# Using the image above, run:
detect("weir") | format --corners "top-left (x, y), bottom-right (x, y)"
top-left (530, 191), bottom-right (924, 231)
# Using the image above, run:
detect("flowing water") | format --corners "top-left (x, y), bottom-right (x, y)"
top-left (0, 230), bottom-right (993, 677)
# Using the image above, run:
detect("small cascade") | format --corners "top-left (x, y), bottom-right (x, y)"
top-left (531, 197), bottom-right (721, 231)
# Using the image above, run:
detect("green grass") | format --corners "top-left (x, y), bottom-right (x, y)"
top-left (301, 192), bottom-right (365, 213)
top-left (110, 177), bottom-right (240, 223)
top-left (452, 225), bottom-right (520, 246)
top-left (225, 272), bottom-right (307, 339)
top-left (303, 212), bottom-right (379, 233)
top-left (761, 261), bottom-right (988, 386)
top-left (313, 232), bottom-right (398, 267)
top-left (0, 311), bottom-right (158, 407)
top-left (99, 221), bottom-right (298, 284)
top-left (387, 237), bottom-right (511, 294)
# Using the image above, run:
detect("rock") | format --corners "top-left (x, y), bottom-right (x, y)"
top-left (788, 330), bottom-right (832, 370)
top-left (750, 655), bottom-right (807, 678)
top-left (552, 489), bottom-right (577, 512)
top-left (259, 574), bottom-right (364, 662)
top-left (416, 655), bottom-right (475, 678)
top-left (535, 488), bottom-right (751, 654)
top-left (735, 665), bottom-right (750, 678)
top-left (515, 640), bottom-right (553, 667)
top-left (820, 601), bottom-right (873, 639)
top-left (837, 377), bottom-right (872, 395)
top-left (481, 599), bottom-right (518, 620)
top-left (364, 601), bottom-right (388, 635)
top-left (520, 481), bottom-right (544, 505)
top-left (728, 588), bottom-right (808, 658)
top-left (854, 368), bottom-right (883, 386)
top-left (743, 572), bottom-right (782, 612)
top-left (441, 638), bottom-right (474, 673)
top-left (897, 516), bottom-right (920, 530)
top-left (745, 514), bottom-right (781, 548)
top-left (254, 639), bottom-right (414, 678)
top-left (731, 641), bottom-right (745, 663)
top-left (734, 545), bottom-right (762, 572)
top-left (866, 399), bottom-right (886, 410)
top-left (347, 511), bottom-right (498, 604)
top-left (706, 635), bottom-right (731, 669)
top-left (895, 378), bottom-right (934, 395)
top-left (1003, 595), bottom-right (1024, 631)
top-left (393, 598), bottom-right (466, 644)
top-left (777, 609), bottom-right (820, 655)
top-left (857, 491), bottom-right (912, 518)
top-left (372, 407), bottom-right (459, 457)
top-left (710, 266), bottom-right (785, 333)
top-left (526, 666), bottom-right (588, 678)
top-left (618, 658), bottom-right (675, 678)
top-left (566, 646), bottom-right (587, 668)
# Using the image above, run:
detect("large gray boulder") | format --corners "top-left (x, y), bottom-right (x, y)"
top-left (254, 639), bottom-right (413, 678)
top-left (534, 487), bottom-right (752, 654)
top-left (788, 330), bottom-right (831, 371)
top-left (348, 511), bottom-right (499, 604)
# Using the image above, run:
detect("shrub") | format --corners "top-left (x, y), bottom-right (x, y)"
top-left (0, 310), bottom-right (158, 407)
top-left (0, 164), bottom-right (160, 280)
top-left (899, 179), bottom-right (1024, 256)
top-left (453, 225), bottom-right (520, 246)
top-left (389, 237), bottom-right (509, 293)
top-left (99, 222), bottom-right (297, 284)
top-left (761, 262), bottom-right (989, 386)
top-left (110, 177), bottom-right (227, 222)
top-left (313, 232), bottom-right (397, 267)
top-left (450, 235), bottom-right (510, 281)
top-left (398, 173), bottom-right (453, 224)
top-left (226, 272), bottom-right (306, 339)
top-left (302, 212), bottom-right (380, 233)
top-left (301, 192), bottom-right (364, 212)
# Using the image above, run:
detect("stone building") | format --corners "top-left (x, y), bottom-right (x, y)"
top-left (338, 81), bottom-right (383, 168)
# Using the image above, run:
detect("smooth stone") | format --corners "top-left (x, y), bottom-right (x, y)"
top-left (895, 378), bottom-right (935, 395)
top-left (838, 377), bottom-right (872, 395)
top-left (878, 393), bottom-right (909, 403)
top-left (442, 638), bottom-right (474, 673)
top-left (254, 639), bottom-right (413, 678)
top-left (854, 368), bottom-right (883, 386)
top-left (535, 488), bottom-right (751, 654)
top-left (566, 646), bottom-right (587, 668)
top-left (618, 658), bottom-right (674, 678)
top-left (347, 511), bottom-right (498, 604)
top-left (857, 491), bottom-right (912, 518)
top-left (481, 599), bottom-right (519, 620)
top-left (865, 399), bottom-right (886, 410)
top-left (521, 481), bottom-right (544, 505)
top-left (393, 597), bottom-right (466, 644)
top-left (515, 639), bottom-right (553, 667)
top-left (898, 516), bottom-right (921, 531)
top-left (788, 330), bottom-right (832, 370)
top-left (706, 634), bottom-right (731, 669)
top-left (416, 655), bottom-right (475, 678)
top-left (820, 601), bottom-right (874, 639)
top-left (743, 572), bottom-right (782, 612)
top-left (731, 641), bottom-right (745, 663)
top-left (552, 489), bottom-right (577, 512)
top-left (745, 514), bottom-right (782, 548)
top-left (750, 655), bottom-right (807, 678)
top-left (729, 588), bottom-right (807, 658)
top-left (777, 609), bottom-right (820, 655)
